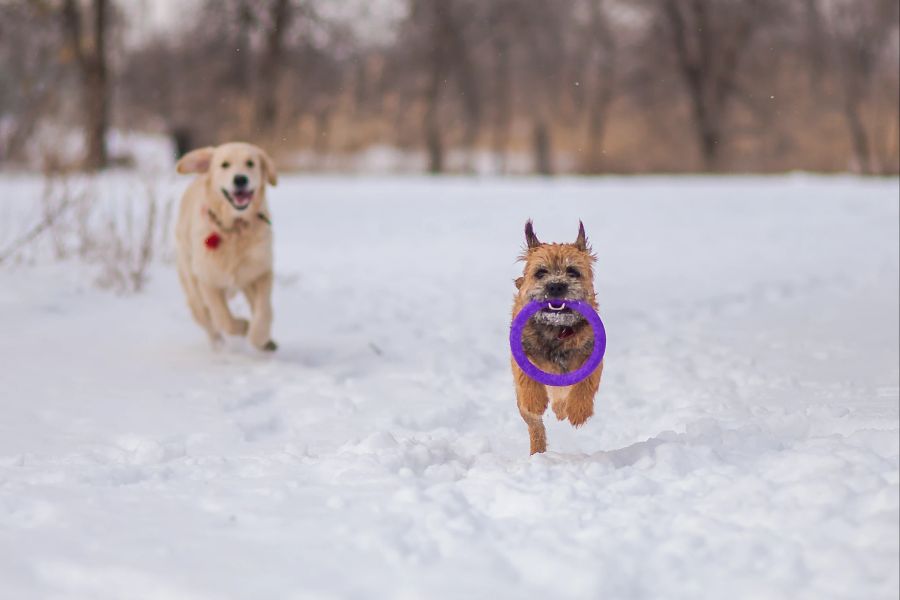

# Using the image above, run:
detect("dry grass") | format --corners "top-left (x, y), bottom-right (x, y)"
top-left (0, 170), bottom-right (176, 293)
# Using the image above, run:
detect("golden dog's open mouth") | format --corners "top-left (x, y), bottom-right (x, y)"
top-left (221, 188), bottom-right (255, 211)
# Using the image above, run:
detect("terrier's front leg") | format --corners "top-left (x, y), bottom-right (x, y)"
top-left (548, 385), bottom-right (572, 421)
top-left (513, 361), bottom-right (550, 454)
top-left (565, 361), bottom-right (603, 427)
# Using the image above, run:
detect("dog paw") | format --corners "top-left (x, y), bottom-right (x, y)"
top-left (261, 340), bottom-right (278, 352)
top-left (567, 403), bottom-right (593, 428)
top-left (208, 332), bottom-right (225, 350)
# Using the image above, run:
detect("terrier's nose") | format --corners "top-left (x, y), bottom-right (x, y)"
top-left (233, 174), bottom-right (249, 188)
top-left (545, 282), bottom-right (568, 298)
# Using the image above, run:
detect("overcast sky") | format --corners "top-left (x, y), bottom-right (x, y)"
top-left (120, 0), bottom-right (405, 47)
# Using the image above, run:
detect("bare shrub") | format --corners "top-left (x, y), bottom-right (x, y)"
top-left (0, 171), bottom-right (175, 294)
top-left (0, 175), bottom-right (81, 265)
top-left (93, 177), bottom-right (173, 293)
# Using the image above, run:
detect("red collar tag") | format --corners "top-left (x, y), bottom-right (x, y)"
top-left (204, 232), bottom-right (222, 249)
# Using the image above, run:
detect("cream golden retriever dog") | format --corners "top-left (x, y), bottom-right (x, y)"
top-left (175, 142), bottom-right (278, 351)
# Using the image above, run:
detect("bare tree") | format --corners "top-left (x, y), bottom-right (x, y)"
top-left (421, 0), bottom-right (449, 173)
top-left (65, 0), bottom-right (900, 175)
top-left (581, 0), bottom-right (617, 173)
top-left (61, 0), bottom-right (110, 170)
top-left (802, 0), bottom-right (827, 92)
top-left (516, 0), bottom-right (571, 175)
top-left (0, 2), bottom-right (66, 166)
top-left (655, 0), bottom-right (776, 171)
top-left (485, 1), bottom-right (514, 172)
top-left (820, 0), bottom-right (899, 174)
top-left (256, 0), bottom-right (293, 131)
top-left (392, 0), bottom-right (484, 173)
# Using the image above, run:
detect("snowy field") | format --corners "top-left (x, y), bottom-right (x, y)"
top-left (0, 174), bottom-right (898, 600)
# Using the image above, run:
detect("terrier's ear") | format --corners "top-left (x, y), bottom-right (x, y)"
top-left (525, 220), bottom-right (541, 249)
top-left (574, 220), bottom-right (588, 251)
top-left (515, 277), bottom-right (524, 289)
top-left (176, 146), bottom-right (215, 174)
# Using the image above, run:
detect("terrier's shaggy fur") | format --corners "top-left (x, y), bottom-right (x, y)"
top-left (511, 220), bottom-right (604, 454)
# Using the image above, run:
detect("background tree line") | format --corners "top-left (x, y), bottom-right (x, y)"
top-left (1, 0), bottom-right (898, 174)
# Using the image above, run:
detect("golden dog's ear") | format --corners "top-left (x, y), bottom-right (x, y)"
top-left (176, 147), bottom-right (215, 174)
top-left (515, 277), bottom-right (524, 289)
top-left (259, 149), bottom-right (278, 186)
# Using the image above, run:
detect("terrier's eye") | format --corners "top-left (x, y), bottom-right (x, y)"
top-left (566, 267), bottom-right (581, 279)
top-left (221, 161), bottom-right (230, 169)
top-left (534, 268), bottom-right (549, 279)
top-left (246, 160), bottom-right (255, 168)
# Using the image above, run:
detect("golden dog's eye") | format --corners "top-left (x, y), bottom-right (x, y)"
top-left (246, 160), bottom-right (255, 168)
top-left (534, 268), bottom-right (549, 279)
top-left (221, 161), bottom-right (230, 169)
top-left (566, 267), bottom-right (581, 278)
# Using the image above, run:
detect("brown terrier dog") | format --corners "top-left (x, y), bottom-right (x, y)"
top-left (511, 220), bottom-right (603, 454)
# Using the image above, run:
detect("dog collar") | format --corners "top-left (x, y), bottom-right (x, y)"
top-left (203, 208), bottom-right (271, 251)
top-left (205, 208), bottom-right (271, 233)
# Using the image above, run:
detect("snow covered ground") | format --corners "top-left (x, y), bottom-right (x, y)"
top-left (0, 174), bottom-right (897, 600)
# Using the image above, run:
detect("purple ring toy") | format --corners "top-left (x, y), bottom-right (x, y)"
top-left (510, 299), bottom-right (606, 387)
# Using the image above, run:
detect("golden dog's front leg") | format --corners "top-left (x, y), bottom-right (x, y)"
top-left (565, 361), bottom-right (603, 427)
top-left (177, 265), bottom-right (222, 347)
top-left (198, 283), bottom-right (249, 336)
top-left (243, 271), bottom-right (276, 351)
top-left (513, 361), bottom-right (550, 454)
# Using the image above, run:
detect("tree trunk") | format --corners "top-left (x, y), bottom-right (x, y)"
top-left (423, 0), bottom-right (448, 174)
top-left (62, 0), bottom-right (109, 171)
top-left (424, 85), bottom-right (444, 174)
top-left (84, 0), bottom-right (109, 171)
top-left (257, 0), bottom-right (291, 131)
top-left (236, 0), bottom-right (254, 88)
top-left (803, 0), bottom-right (826, 93)
top-left (533, 118), bottom-right (553, 176)
top-left (313, 108), bottom-right (331, 167)
top-left (585, 92), bottom-right (612, 173)
top-left (830, 0), bottom-right (899, 174)
top-left (843, 97), bottom-right (871, 174)
top-left (695, 100), bottom-right (722, 171)
top-left (583, 0), bottom-right (616, 174)
top-left (662, 0), bottom-right (750, 172)
top-left (491, 35), bottom-right (512, 174)
top-left (443, 8), bottom-right (480, 171)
